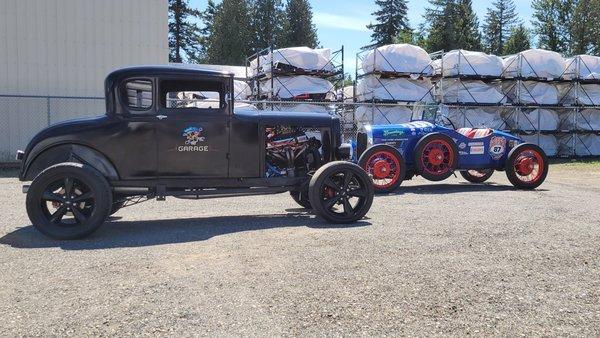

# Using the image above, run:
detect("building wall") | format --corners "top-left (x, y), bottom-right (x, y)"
top-left (0, 0), bottom-right (168, 97)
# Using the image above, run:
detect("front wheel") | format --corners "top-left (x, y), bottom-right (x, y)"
top-left (26, 162), bottom-right (113, 240)
top-left (309, 162), bottom-right (374, 224)
top-left (358, 145), bottom-right (405, 194)
top-left (505, 143), bottom-right (548, 189)
top-left (290, 190), bottom-right (312, 209)
top-left (460, 169), bottom-right (494, 183)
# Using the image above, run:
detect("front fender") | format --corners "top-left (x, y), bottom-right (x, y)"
top-left (21, 143), bottom-right (119, 181)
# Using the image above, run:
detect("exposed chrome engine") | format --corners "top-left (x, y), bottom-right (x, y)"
top-left (265, 126), bottom-right (322, 177)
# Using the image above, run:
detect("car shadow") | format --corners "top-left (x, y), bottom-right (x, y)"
top-left (379, 182), bottom-right (549, 195)
top-left (0, 211), bottom-right (371, 251)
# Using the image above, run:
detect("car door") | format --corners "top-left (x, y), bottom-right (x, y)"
top-left (155, 77), bottom-right (230, 178)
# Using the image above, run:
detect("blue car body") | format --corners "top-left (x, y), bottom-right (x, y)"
top-left (363, 121), bottom-right (523, 170)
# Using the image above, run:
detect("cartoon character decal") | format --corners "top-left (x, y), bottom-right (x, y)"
top-left (183, 126), bottom-right (205, 145)
top-left (489, 136), bottom-right (507, 160)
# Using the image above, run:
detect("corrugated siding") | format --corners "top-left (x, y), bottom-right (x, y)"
top-left (0, 0), bottom-right (169, 97)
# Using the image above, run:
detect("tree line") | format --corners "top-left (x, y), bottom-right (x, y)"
top-left (368, 0), bottom-right (600, 56)
top-left (169, 0), bottom-right (600, 67)
top-left (169, 0), bottom-right (318, 65)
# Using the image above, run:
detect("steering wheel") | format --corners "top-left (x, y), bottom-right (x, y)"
top-left (439, 115), bottom-right (457, 130)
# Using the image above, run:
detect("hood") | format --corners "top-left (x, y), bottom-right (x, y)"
top-left (366, 121), bottom-right (437, 139)
top-left (234, 108), bottom-right (338, 127)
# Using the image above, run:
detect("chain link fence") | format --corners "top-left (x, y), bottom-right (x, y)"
top-left (1, 95), bottom-right (597, 164)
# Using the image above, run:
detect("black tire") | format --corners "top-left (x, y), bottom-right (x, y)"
top-left (26, 162), bottom-right (113, 240)
top-left (414, 133), bottom-right (458, 182)
top-left (358, 144), bottom-right (405, 194)
top-left (290, 190), bottom-right (312, 209)
top-left (505, 143), bottom-right (549, 190)
top-left (308, 161), bottom-right (374, 224)
top-left (459, 169), bottom-right (494, 183)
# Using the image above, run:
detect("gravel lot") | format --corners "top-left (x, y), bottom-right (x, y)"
top-left (1, 164), bottom-right (599, 336)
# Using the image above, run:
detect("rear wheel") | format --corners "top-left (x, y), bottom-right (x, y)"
top-left (460, 169), bottom-right (494, 183)
top-left (414, 133), bottom-right (458, 182)
top-left (505, 143), bottom-right (548, 189)
top-left (309, 162), bottom-right (374, 224)
top-left (26, 162), bottom-right (112, 240)
top-left (358, 145), bottom-right (405, 193)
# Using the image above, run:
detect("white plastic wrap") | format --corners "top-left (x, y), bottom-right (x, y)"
top-left (194, 64), bottom-right (249, 79)
top-left (250, 47), bottom-right (333, 75)
top-left (504, 81), bottom-right (559, 105)
top-left (561, 109), bottom-right (600, 130)
top-left (577, 84), bottom-right (600, 106)
top-left (564, 55), bottom-right (600, 80)
top-left (444, 107), bottom-right (506, 129)
top-left (361, 44), bottom-right (433, 75)
top-left (260, 76), bottom-right (334, 100)
top-left (439, 79), bottom-right (506, 104)
top-left (356, 75), bottom-right (434, 102)
top-left (521, 134), bottom-right (559, 156)
top-left (435, 50), bottom-right (503, 77)
top-left (503, 49), bottom-right (565, 79)
top-left (509, 109), bottom-right (560, 131)
top-left (233, 80), bottom-right (251, 100)
top-left (270, 103), bottom-right (331, 114)
top-left (355, 105), bottom-right (414, 127)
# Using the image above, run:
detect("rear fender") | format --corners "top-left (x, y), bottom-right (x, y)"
top-left (22, 144), bottom-right (119, 181)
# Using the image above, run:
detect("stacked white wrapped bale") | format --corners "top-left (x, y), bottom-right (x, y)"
top-left (434, 50), bottom-right (504, 77)
top-left (356, 75), bottom-right (435, 102)
top-left (563, 55), bottom-right (600, 80)
top-left (509, 109), bottom-right (560, 131)
top-left (560, 109), bottom-right (600, 130)
top-left (252, 47), bottom-right (336, 103)
top-left (362, 44), bottom-right (433, 75)
top-left (250, 47), bottom-right (334, 75)
top-left (355, 105), bottom-right (415, 128)
top-left (502, 49), bottom-right (565, 79)
top-left (557, 83), bottom-right (600, 106)
top-left (521, 134), bottom-right (559, 156)
top-left (503, 81), bottom-right (559, 105)
top-left (443, 107), bottom-right (506, 129)
top-left (270, 103), bottom-right (331, 114)
top-left (559, 134), bottom-right (600, 156)
top-left (439, 79), bottom-right (506, 104)
top-left (259, 76), bottom-right (335, 100)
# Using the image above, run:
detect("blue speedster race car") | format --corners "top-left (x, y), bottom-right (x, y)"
top-left (356, 121), bottom-right (549, 193)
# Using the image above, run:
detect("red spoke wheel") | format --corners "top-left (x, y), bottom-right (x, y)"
top-left (358, 145), bottom-right (405, 193)
top-left (505, 143), bottom-right (548, 189)
top-left (460, 169), bottom-right (494, 183)
top-left (414, 133), bottom-right (458, 182)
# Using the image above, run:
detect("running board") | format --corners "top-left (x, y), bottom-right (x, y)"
top-left (172, 187), bottom-right (289, 200)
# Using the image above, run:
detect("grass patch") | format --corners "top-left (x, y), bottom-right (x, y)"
top-left (550, 158), bottom-right (600, 169)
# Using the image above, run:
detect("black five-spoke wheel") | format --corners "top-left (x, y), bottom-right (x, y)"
top-left (309, 161), bottom-right (374, 223)
top-left (26, 163), bottom-right (112, 240)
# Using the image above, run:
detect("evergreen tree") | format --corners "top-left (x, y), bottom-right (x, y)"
top-left (592, 0), bottom-right (600, 54)
top-left (199, 0), bottom-right (220, 61)
top-left (482, 0), bottom-right (519, 55)
top-left (281, 0), bottom-right (319, 48)
top-left (570, 0), bottom-right (594, 54)
top-left (504, 24), bottom-right (531, 54)
top-left (424, 0), bottom-right (457, 52)
top-left (364, 0), bottom-right (411, 50)
top-left (454, 0), bottom-right (482, 51)
top-left (207, 0), bottom-right (252, 65)
top-left (168, 0), bottom-right (203, 63)
top-left (249, 0), bottom-right (285, 50)
top-left (531, 0), bottom-right (565, 53)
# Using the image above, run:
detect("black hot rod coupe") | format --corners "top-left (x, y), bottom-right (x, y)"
top-left (16, 65), bottom-right (374, 239)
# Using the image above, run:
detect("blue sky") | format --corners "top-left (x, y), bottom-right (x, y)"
top-left (189, 0), bottom-right (535, 74)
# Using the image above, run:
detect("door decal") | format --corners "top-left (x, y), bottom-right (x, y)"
top-left (179, 126), bottom-right (209, 152)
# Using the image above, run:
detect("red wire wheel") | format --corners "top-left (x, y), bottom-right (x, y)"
top-left (459, 169), bottom-right (494, 183)
top-left (358, 145), bottom-right (405, 193)
top-left (414, 133), bottom-right (458, 182)
top-left (505, 143), bottom-right (549, 189)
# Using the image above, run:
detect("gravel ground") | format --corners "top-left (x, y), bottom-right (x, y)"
top-left (1, 164), bottom-right (599, 336)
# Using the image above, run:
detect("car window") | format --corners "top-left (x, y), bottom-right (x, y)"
top-left (123, 79), bottom-right (153, 110)
top-left (161, 79), bottom-right (224, 111)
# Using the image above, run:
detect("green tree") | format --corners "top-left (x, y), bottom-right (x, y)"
top-left (424, 0), bottom-right (457, 51)
top-left (482, 0), bottom-right (519, 55)
top-left (207, 0), bottom-right (252, 65)
top-left (504, 24), bottom-right (531, 54)
top-left (531, 0), bottom-right (574, 53)
top-left (199, 0), bottom-right (220, 61)
top-left (250, 0), bottom-right (285, 50)
top-left (168, 0), bottom-right (202, 63)
top-left (364, 0), bottom-right (411, 50)
top-left (570, 0), bottom-right (596, 54)
top-left (280, 0), bottom-right (319, 48)
top-left (454, 0), bottom-right (482, 50)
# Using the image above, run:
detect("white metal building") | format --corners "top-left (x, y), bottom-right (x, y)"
top-left (0, 0), bottom-right (168, 161)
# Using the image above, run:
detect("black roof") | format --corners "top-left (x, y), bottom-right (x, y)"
top-left (106, 64), bottom-right (234, 83)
